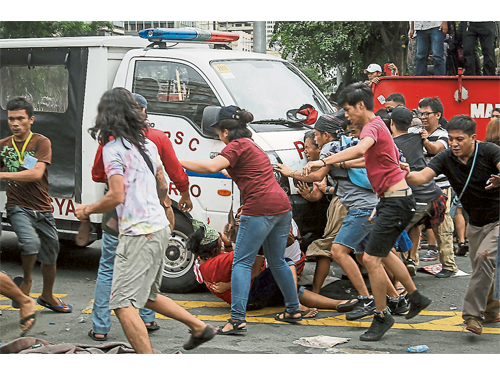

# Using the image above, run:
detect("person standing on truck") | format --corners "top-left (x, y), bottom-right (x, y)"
top-left (409, 21), bottom-right (448, 76)
top-left (181, 105), bottom-right (302, 334)
top-left (74, 88), bottom-right (214, 353)
top-left (403, 114), bottom-right (500, 335)
top-left (0, 97), bottom-right (72, 314)
top-left (363, 64), bottom-right (383, 88)
top-left (462, 22), bottom-right (497, 76)
top-left (303, 83), bottom-right (432, 341)
top-left (86, 93), bottom-right (193, 341)
top-left (384, 93), bottom-right (405, 112)
top-left (408, 97), bottom-right (458, 277)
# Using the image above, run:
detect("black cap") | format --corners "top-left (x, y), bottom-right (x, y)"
top-left (209, 105), bottom-right (242, 127)
top-left (391, 107), bottom-right (413, 127)
top-left (133, 93), bottom-right (148, 109)
top-left (314, 114), bottom-right (344, 139)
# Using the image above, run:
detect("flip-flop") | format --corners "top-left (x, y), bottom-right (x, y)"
top-left (88, 329), bottom-right (108, 341)
top-left (145, 321), bottom-right (160, 332)
top-left (37, 296), bottom-right (73, 313)
top-left (12, 276), bottom-right (23, 309)
top-left (337, 299), bottom-right (359, 313)
top-left (183, 325), bottom-right (216, 350)
top-left (275, 311), bottom-right (302, 323)
top-left (20, 313), bottom-right (36, 337)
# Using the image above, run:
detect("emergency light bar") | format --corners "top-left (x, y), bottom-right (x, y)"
top-left (139, 27), bottom-right (239, 43)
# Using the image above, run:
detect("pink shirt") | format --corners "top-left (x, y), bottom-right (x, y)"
top-left (361, 116), bottom-right (406, 196)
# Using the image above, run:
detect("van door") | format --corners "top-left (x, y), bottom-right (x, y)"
top-left (0, 47), bottom-right (88, 236)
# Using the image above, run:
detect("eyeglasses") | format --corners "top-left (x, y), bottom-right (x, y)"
top-left (417, 111), bottom-right (437, 118)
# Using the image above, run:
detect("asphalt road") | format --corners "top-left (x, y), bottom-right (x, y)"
top-left (1, 231), bottom-right (499, 360)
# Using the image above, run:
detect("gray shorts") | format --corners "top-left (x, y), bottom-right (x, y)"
top-left (6, 206), bottom-right (59, 265)
top-left (109, 227), bottom-right (170, 310)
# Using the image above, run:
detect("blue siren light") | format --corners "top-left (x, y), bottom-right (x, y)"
top-left (138, 27), bottom-right (239, 43)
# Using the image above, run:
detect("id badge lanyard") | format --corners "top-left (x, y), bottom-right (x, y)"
top-left (11, 131), bottom-right (33, 166)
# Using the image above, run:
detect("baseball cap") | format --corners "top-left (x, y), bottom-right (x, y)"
top-left (391, 107), bottom-right (413, 127)
top-left (314, 114), bottom-right (344, 139)
top-left (286, 104), bottom-right (318, 125)
top-left (133, 93), bottom-right (148, 109)
top-left (209, 105), bottom-right (242, 127)
top-left (364, 63), bottom-right (382, 74)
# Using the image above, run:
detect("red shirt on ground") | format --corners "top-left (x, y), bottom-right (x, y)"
top-left (199, 251), bottom-right (234, 304)
top-left (361, 116), bottom-right (406, 196)
top-left (91, 128), bottom-right (189, 192)
top-left (219, 138), bottom-right (291, 216)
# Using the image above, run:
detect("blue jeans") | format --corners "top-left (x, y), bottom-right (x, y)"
top-left (416, 27), bottom-right (446, 76)
top-left (230, 210), bottom-right (299, 321)
top-left (91, 231), bottom-right (155, 335)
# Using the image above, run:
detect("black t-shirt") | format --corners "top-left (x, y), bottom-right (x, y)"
top-left (394, 133), bottom-right (442, 203)
top-left (428, 142), bottom-right (500, 226)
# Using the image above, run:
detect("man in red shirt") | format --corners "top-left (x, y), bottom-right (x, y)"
top-left (303, 83), bottom-right (431, 341)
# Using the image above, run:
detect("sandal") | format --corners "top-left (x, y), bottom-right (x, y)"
top-left (183, 325), bottom-right (216, 350)
top-left (88, 329), bottom-right (108, 342)
top-left (145, 321), bottom-right (160, 332)
top-left (336, 299), bottom-right (358, 313)
top-left (216, 319), bottom-right (247, 335)
top-left (275, 311), bottom-right (302, 323)
top-left (20, 313), bottom-right (36, 337)
top-left (300, 308), bottom-right (318, 319)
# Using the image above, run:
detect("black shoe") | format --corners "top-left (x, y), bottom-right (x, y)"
top-left (455, 241), bottom-right (469, 256)
top-left (387, 295), bottom-right (409, 315)
top-left (406, 290), bottom-right (432, 319)
top-left (359, 311), bottom-right (395, 341)
top-left (345, 296), bottom-right (375, 321)
top-left (435, 269), bottom-right (456, 278)
top-left (404, 258), bottom-right (417, 277)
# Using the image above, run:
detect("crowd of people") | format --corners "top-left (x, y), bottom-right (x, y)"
top-left (1, 79), bottom-right (499, 350)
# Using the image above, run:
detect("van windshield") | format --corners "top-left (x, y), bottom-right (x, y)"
top-left (211, 60), bottom-right (332, 132)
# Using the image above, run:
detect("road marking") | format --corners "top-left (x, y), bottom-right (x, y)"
top-left (77, 299), bottom-right (500, 335)
top-left (0, 294), bottom-right (68, 311)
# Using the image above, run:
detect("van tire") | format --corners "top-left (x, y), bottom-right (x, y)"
top-left (160, 208), bottom-right (198, 293)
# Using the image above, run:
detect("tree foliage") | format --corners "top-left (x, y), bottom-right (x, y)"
top-left (270, 21), bottom-right (408, 92)
top-left (0, 21), bottom-right (115, 39)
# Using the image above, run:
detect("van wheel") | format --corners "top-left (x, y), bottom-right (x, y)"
top-left (160, 210), bottom-right (198, 293)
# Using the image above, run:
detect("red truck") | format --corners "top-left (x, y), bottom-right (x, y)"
top-left (372, 68), bottom-right (500, 140)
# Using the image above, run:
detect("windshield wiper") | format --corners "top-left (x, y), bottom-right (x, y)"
top-left (250, 118), bottom-right (312, 129)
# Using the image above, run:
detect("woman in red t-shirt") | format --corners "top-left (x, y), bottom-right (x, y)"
top-left (181, 106), bottom-right (301, 335)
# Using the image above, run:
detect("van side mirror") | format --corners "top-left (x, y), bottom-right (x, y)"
top-left (201, 106), bottom-right (221, 139)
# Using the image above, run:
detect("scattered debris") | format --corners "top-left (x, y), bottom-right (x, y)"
top-left (325, 348), bottom-right (390, 354)
top-left (407, 345), bottom-right (429, 353)
top-left (293, 335), bottom-right (350, 349)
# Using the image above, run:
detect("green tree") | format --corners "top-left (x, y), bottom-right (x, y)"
top-left (0, 21), bottom-right (115, 39)
top-left (270, 21), bottom-right (408, 91)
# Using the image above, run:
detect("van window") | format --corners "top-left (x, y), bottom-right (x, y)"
top-left (132, 60), bottom-right (221, 128)
top-left (0, 65), bottom-right (69, 113)
top-left (211, 60), bottom-right (331, 132)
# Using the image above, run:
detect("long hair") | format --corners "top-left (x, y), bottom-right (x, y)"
top-left (214, 109), bottom-right (253, 142)
top-left (89, 87), bottom-right (148, 150)
top-left (485, 118), bottom-right (500, 146)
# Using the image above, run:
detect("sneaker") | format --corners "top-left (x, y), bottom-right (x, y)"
top-left (404, 258), bottom-right (417, 277)
top-left (359, 311), bottom-right (395, 341)
top-left (483, 313), bottom-right (500, 324)
top-left (421, 249), bottom-right (439, 261)
top-left (435, 269), bottom-right (456, 278)
top-left (405, 290), bottom-right (432, 319)
top-left (387, 295), bottom-right (409, 315)
top-left (345, 296), bottom-right (375, 321)
top-left (455, 241), bottom-right (469, 256)
top-left (465, 317), bottom-right (482, 335)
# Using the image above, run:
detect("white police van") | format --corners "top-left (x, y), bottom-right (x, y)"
top-left (0, 28), bottom-right (333, 292)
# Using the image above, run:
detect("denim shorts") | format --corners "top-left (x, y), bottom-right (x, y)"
top-left (333, 208), bottom-right (375, 254)
top-left (6, 206), bottom-right (59, 265)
